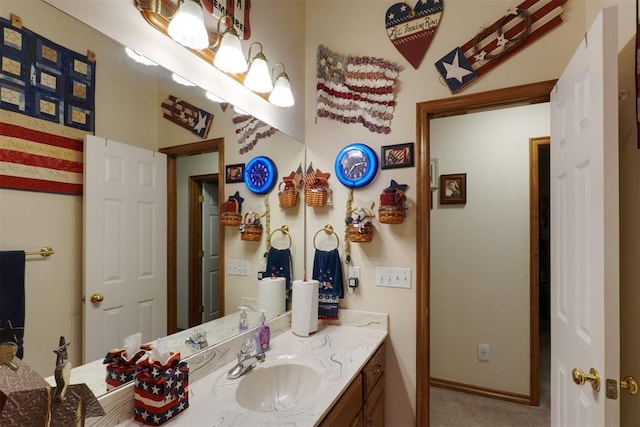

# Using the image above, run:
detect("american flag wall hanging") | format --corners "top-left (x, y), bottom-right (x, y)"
top-left (435, 0), bottom-right (567, 93)
top-left (161, 95), bottom-right (213, 139)
top-left (316, 45), bottom-right (400, 135)
top-left (233, 113), bottom-right (276, 154)
top-left (0, 111), bottom-right (84, 195)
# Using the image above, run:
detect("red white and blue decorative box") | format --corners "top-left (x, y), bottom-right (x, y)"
top-left (103, 345), bottom-right (151, 392)
top-left (133, 352), bottom-right (189, 426)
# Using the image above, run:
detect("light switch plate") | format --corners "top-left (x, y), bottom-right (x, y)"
top-left (375, 267), bottom-right (412, 289)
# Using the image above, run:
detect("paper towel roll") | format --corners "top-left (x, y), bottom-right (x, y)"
top-left (291, 279), bottom-right (319, 337)
top-left (257, 277), bottom-right (286, 320)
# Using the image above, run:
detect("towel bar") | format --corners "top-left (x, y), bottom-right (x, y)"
top-left (25, 247), bottom-right (55, 257)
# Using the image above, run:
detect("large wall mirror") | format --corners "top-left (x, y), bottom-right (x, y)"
top-left (3, 0), bottom-right (305, 398)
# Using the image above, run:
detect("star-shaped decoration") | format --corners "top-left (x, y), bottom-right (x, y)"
top-left (228, 191), bottom-right (245, 209)
top-left (53, 336), bottom-right (70, 365)
top-left (152, 414), bottom-right (161, 424)
top-left (388, 12), bottom-right (395, 20)
top-left (142, 382), bottom-right (149, 392)
top-left (166, 377), bottom-right (174, 388)
top-left (193, 112), bottom-right (208, 134)
top-left (119, 373), bottom-right (127, 382)
top-left (282, 171), bottom-right (297, 182)
top-left (178, 402), bottom-right (186, 411)
top-left (0, 320), bottom-right (18, 344)
top-left (315, 169), bottom-right (331, 183)
top-left (140, 410), bottom-right (150, 420)
top-left (496, 33), bottom-right (508, 47)
top-left (383, 179), bottom-right (409, 193)
top-left (474, 50), bottom-right (487, 62)
top-left (443, 50), bottom-right (474, 83)
top-left (111, 372), bottom-right (118, 380)
top-left (506, 7), bottom-right (518, 15)
top-left (151, 384), bottom-right (161, 395)
top-left (166, 409), bottom-right (174, 419)
top-left (151, 367), bottom-right (160, 378)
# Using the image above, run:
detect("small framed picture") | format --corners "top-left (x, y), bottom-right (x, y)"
top-left (429, 159), bottom-right (438, 189)
top-left (440, 173), bottom-right (466, 205)
top-left (225, 163), bottom-right (245, 184)
top-left (381, 142), bottom-right (414, 169)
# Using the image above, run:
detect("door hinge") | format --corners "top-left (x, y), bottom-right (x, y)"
top-left (199, 250), bottom-right (204, 257)
top-left (200, 305), bottom-right (205, 314)
top-left (198, 195), bottom-right (204, 203)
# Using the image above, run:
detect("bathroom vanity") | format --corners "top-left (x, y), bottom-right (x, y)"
top-left (87, 309), bottom-right (388, 426)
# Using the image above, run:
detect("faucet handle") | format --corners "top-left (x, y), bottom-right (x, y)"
top-left (241, 338), bottom-right (257, 355)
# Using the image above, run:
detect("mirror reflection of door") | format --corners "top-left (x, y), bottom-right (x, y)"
top-left (201, 180), bottom-right (220, 324)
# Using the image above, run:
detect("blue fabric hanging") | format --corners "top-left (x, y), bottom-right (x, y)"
top-left (312, 248), bottom-right (343, 320)
top-left (0, 251), bottom-right (26, 358)
top-left (265, 247), bottom-right (292, 293)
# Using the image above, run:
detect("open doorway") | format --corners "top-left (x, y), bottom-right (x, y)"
top-left (416, 81), bottom-right (556, 425)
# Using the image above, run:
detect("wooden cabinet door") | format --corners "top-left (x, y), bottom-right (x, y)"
top-left (364, 374), bottom-right (384, 427)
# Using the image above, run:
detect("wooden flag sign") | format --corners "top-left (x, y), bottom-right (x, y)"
top-left (435, 0), bottom-right (567, 93)
top-left (161, 96), bottom-right (213, 138)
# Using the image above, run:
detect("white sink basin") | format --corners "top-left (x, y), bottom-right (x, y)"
top-left (235, 363), bottom-right (321, 412)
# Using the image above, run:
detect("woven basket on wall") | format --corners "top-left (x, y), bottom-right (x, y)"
top-left (240, 212), bottom-right (262, 241)
top-left (305, 188), bottom-right (328, 207)
top-left (220, 199), bottom-right (241, 226)
top-left (278, 181), bottom-right (298, 209)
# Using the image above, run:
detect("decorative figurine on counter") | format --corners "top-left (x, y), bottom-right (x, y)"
top-left (53, 336), bottom-right (71, 402)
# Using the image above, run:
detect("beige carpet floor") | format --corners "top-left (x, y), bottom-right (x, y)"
top-left (430, 322), bottom-right (550, 426)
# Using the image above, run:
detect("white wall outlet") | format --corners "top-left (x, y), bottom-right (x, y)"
top-left (348, 266), bottom-right (360, 279)
top-left (477, 343), bottom-right (490, 361)
top-left (227, 259), bottom-right (250, 276)
top-left (375, 267), bottom-right (412, 289)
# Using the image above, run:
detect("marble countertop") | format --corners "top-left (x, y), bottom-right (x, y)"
top-left (113, 310), bottom-right (388, 427)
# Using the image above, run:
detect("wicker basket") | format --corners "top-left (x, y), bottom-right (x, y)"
top-left (220, 199), bottom-right (241, 226)
top-left (278, 181), bottom-right (298, 209)
top-left (348, 222), bottom-right (374, 243)
top-left (240, 212), bottom-right (263, 241)
top-left (305, 188), bottom-right (328, 207)
top-left (379, 206), bottom-right (404, 224)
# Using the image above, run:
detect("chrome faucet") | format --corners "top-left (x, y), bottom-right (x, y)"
top-left (185, 329), bottom-right (208, 352)
top-left (227, 338), bottom-right (266, 379)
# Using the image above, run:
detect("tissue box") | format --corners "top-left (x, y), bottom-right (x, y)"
top-left (0, 357), bottom-right (52, 427)
top-left (103, 345), bottom-right (151, 391)
top-left (133, 353), bottom-right (189, 426)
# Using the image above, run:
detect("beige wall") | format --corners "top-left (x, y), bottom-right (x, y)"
top-left (3, 0), bottom-right (640, 425)
top-left (430, 103), bottom-right (550, 394)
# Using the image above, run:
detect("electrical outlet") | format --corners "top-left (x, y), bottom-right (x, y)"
top-left (478, 343), bottom-right (490, 361)
top-left (348, 267), bottom-right (360, 279)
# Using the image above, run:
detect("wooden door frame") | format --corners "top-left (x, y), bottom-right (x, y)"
top-left (160, 139), bottom-right (225, 334)
top-left (415, 81), bottom-right (555, 425)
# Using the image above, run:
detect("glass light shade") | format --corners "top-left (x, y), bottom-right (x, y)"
top-left (167, 0), bottom-right (209, 50)
top-left (244, 55), bottom-right (273, 93)
top-left (269, 74), bottom-right (294, 107)
top-left (213, 31), bottom-right (247, 74)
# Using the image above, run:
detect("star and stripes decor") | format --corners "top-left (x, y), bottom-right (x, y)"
top-left (316, 45), bottom-right (400, 135)
top-left (134, 353), bottom-right (189, 426)
top-left (233, 112), bottom-right (277, 154)
top-left (385, 0), bottom-right (444, 69)
top-left (0, 14), bottom-right (96, 131)
top-left (434, 0), bottom-right (567, 93)
top-left (161, 95), bottom-right (213, 139)
top-left (103, 344), bottom-right (152, 392)
top-left (0, 111), bottom-right (85, 195)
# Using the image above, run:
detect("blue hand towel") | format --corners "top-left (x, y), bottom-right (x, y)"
top-left (0, 251), bottom-right (26, 358)
top-left (265, 247), bottom-right (293, 293)
top-left (312, 248), bottom-right (343, 320)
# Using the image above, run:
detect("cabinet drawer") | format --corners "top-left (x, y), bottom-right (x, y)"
top-left (319, 374), bottom-right (363, 427)
top-left (363, 342), bottom-right (385, 398)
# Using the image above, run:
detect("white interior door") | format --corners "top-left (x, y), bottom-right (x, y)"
top-left (202, 181), bottom-right (220, 323)
top-left (84, 136), bottom-right (167, 362)
top-left (550, 6), bottom-right (619, 426)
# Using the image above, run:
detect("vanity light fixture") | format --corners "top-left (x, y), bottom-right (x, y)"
top-left (167, 0), bottom-right (209, 50)
top-left (268, 62), bottom-right (294, 107)
top-left (124, 47), bottom-right (158, 66)
top-left (213, 14), bottom-right (247, 74)
top-left (243, 42), bottom-right (273, 93)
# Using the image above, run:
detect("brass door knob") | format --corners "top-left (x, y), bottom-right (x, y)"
top-left (90, 292), bottom-right (104, 303)
top-left (621, 376), bottom-right (639, 395)
top-left (572, 367), bottom-right (600, 392)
